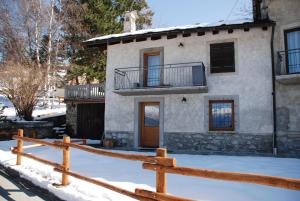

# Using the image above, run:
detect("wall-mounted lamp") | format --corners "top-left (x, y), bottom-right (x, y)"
top-left (178, 42), bottom-right (184, 47)
top-left (182, 97), bottom-right (187, 102)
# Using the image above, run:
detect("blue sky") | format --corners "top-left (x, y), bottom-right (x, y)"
top-left (147, 0), bottom-right (253, 28)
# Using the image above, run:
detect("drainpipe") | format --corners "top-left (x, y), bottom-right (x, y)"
top-left (270, 23), bottom-right (277, 155)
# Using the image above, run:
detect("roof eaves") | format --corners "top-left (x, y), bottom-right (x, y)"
top-left (84, 20), bottom-right (275, 48)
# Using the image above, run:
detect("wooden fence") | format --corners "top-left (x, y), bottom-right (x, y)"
top-left (11, 129), bottom-right (300, 201)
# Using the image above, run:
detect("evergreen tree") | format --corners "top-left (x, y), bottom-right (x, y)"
top-left (62, 0), bottom-right (153, 84)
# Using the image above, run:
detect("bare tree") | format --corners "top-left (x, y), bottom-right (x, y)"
top-left (0, 61), bottom-right (46, 121)
top-left (0, 0), bottom-right (66, 108)
top-left (32, 0), bottom-right (42, 68)
top-left (45, 0), bottom-right (56, 107)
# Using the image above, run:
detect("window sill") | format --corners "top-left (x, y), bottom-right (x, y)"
top-left (207, 130), bottom-right (236, 134)
top-left (208, 71), bottom-right (237, 76)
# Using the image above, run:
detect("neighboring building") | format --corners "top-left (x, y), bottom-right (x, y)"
top-left (65, 83), bottom-right (105, 139)
top-left (253, 0), bottom-right (300, 156)
top-left (85, 11), bottom-right (275, 154)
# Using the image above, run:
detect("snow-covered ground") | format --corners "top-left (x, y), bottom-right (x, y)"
top-left (0, 95), bottom-right (66, 120)
top-left (0, 140), bottom-right (299, 201)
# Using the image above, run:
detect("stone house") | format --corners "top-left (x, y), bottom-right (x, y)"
top-left (85, 11), bottom-right (275, 154)
top-left (78, 0), bottom-right (300, 156)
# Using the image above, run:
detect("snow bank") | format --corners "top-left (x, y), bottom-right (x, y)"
top-left (0, 140), bottom-right (300, 201)
top-left (0, 95), bottom-right (66, 120)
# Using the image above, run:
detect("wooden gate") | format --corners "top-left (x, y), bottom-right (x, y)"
top-left (77, 103), bottom-right (104, 139)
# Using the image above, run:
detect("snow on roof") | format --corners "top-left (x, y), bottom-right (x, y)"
top-left (85, 18), bottom-right (254, 43)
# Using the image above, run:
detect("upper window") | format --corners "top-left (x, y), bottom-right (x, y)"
top-left (209, 100), bottom-right (234, 131)
top-left (284, 27), bottom-right (300, 74)
top-left (210, 42), bottom-right (235, 73)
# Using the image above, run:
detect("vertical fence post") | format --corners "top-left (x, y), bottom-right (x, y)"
top-left (16, 129), bottom-right (24, 165)
top-left (156, 148), bottom-right (167, 194)
top-left (62, 135), bottom-right (70, 186)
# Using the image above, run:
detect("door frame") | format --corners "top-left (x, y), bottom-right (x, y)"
top-left (139, 47), bottom-right (164, 87)
top-left (134, 97), bottom-right (164, 148)
top-left (143, 51), bottom-right (161, 87)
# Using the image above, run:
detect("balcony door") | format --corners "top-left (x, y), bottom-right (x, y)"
top-left (143, 52), bottom-right (161, 87)
top-left (285, 27), bottom-right (300, 73)
top-left (140, 102), bottom-right (160, 148)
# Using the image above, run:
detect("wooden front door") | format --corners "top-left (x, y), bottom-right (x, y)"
top-left (140, 102), bottom-right (160, 148)
top-left (143, 52), bottom-right (161, 87)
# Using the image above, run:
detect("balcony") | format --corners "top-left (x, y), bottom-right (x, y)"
top-left (276, 48), bottom-right (300, 85)
top-left (65, 84), bottom-right (105, 102)
top-left (113, 62), bottom-right (208, 96)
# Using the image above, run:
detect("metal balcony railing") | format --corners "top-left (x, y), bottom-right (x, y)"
top-left (114, 62), bottom-right (206, 90)
top-left (277, 48), bottom-right (300, 75)
top-left (65, 83), bottom-right (105, 100)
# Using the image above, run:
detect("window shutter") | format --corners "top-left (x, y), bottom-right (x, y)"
top-left (210, 42), bottom-right (235, 73)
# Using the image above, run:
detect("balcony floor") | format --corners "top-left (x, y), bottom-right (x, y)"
top-left (113, 85), bottom-right (208, 96)
top-left (276, 73), bottom-right (300, 85)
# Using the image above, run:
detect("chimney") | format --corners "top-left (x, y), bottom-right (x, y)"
top-left (252, 0), bottom-right (261, 21)
top-left (123, 11), bottom-right (137, 32)
top-left (252, 0), bottom-right (269, 21)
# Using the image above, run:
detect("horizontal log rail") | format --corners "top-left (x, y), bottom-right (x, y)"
top-left (55, 141), bottom-right (176, 167)
top-left (11, 129), bottom-right (300, 201)
top-left (143, 163), bottom-right (300, 191)
top-left (0, 131), bottom-right (17, 136)
top-left (135, 189), bottom-right (195, 201)
top-left (13, 135), bottom-right (68, 150)
top-left (11, 139), bottom-right (87, 151)
top-left (11, 149), bottom-right (64, 170)
top-left (54, 168), bottom-right (156, 201)
top-left (22, 144), bottom-right (45, 149)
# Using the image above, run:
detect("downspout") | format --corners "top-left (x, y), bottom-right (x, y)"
top-left (270, 23), bottom-right (277, 155)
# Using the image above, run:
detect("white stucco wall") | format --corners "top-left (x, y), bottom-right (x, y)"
top-left (105, 27), bottom-right (273, 136)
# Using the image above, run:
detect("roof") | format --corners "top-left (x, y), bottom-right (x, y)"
top-left (84, 18), bottom-right (274, 48)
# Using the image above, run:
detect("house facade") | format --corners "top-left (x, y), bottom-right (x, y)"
top-left (86, 12), bottom-right (275, 154)
top-left (82, 0), bottom-right (300, 156)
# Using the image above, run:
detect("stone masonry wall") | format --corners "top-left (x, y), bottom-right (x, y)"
top-left (0, 121), bottom-right (53, 138)
top-left (105, 131), bottom-right (134, 147)
top-left (164, 132), bottom-right (273, 155)
top-left (104, 130), bottom-right (274, 155)
top-left (277, 133), bottom-right (300, 158)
